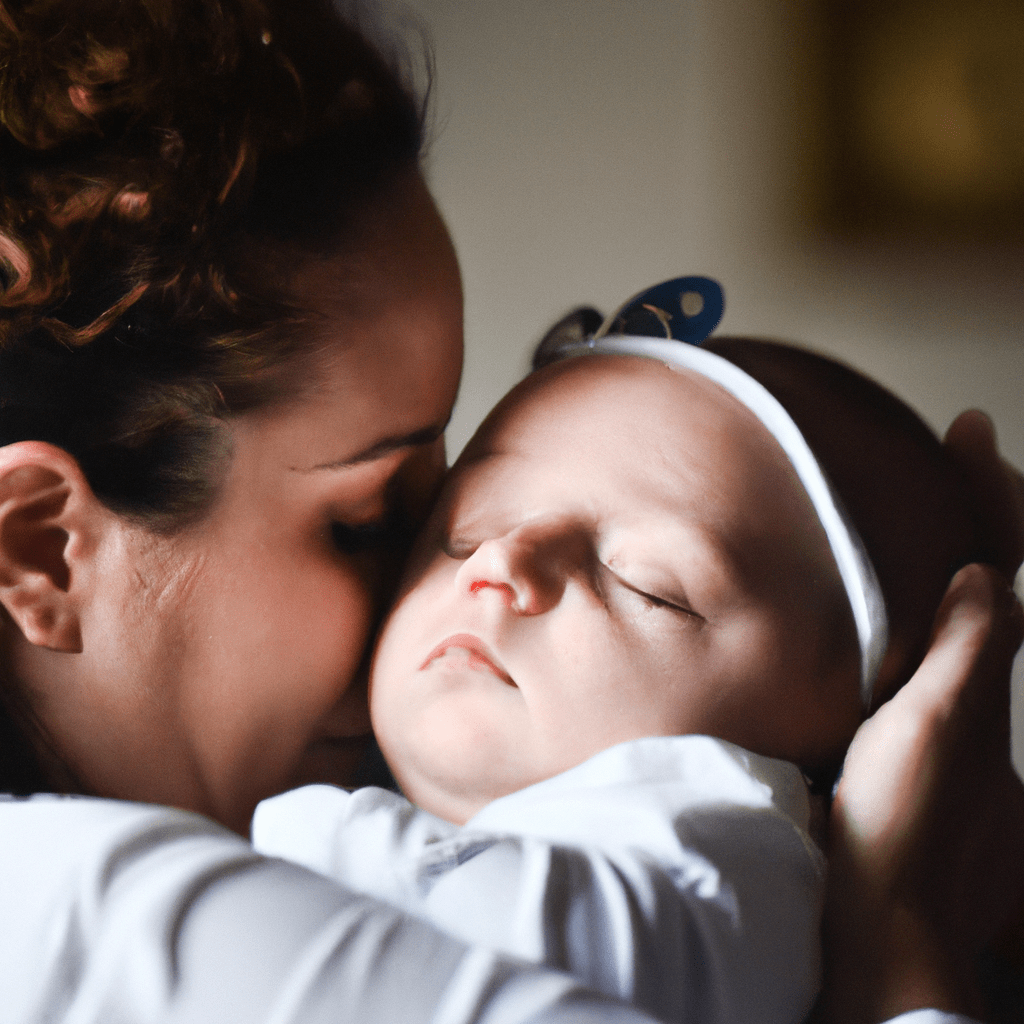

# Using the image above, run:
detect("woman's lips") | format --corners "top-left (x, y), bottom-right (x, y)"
top-left (422, 633), bottom-right (516, 686)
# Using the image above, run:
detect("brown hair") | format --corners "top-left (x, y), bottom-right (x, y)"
top-left (0, 0), bottom-right (428, 792)
top-left (0, 0), bottom-right (426, 523)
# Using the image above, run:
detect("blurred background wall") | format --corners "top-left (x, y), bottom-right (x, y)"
top-left (398, 0), bottom-right (1024, 771)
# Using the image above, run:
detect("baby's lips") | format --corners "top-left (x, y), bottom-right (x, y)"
top-left (422, 632), bottom-right (516, 686)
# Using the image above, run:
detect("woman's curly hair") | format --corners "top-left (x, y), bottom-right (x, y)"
top-left (0, 0), bottom-right (426, 524)
top-left (0, 0), bottom-right (426, 793)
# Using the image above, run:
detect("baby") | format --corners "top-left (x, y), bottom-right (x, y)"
top-left (255, 281), bottom-right (978, 1024)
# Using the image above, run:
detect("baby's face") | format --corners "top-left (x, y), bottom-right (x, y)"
top-left (371, 355), bottom-right (862, 823)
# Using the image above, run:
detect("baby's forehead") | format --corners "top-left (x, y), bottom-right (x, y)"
top-left (452, 353), bottom-right (824, 547)
top-left (465, 353), bottom-right (773, 458)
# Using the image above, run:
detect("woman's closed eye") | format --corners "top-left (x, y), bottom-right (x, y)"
top-left (332, 518), bottom-right (391, 554)
top-left (331, 507), bottom-right (417, 556)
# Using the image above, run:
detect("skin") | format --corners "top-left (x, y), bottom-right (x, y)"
top-left (0, 172), bottom-right (464, 836)
top-left (371, 354), bottom-right (862, 825)
top-left (822, 563), bottom-right (1024, 1024)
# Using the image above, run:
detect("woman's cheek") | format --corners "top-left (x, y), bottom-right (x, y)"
top-left (312, 561), bottom-right (377, 700)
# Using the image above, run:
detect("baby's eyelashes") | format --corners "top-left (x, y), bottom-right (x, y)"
top-left (439, 531), bottom-right (702, 621)
top-left (635, 590), bottom-right (703, 619)
top-left (601, 563), bottom-right (703, 621)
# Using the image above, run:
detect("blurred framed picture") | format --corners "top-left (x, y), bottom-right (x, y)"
top-left (818, 0), bottom-right (1024, 239)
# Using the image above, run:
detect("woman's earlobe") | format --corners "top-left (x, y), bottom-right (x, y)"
top-left (0, 443), bottom-right (100, 653)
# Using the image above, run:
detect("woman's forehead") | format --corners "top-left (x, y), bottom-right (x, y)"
top-left (239, 173), bottom-right (464, 469)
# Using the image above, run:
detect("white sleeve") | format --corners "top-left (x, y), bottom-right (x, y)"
top-left (0, 794), bottom-right (658, 1024)
top-left (253, 783), bottom-right (461, 911)
top-left (256, 737), bottom-right (826, 1024)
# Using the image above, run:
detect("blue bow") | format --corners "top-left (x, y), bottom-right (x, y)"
top-left (596, 276), bottom-right (724, 344)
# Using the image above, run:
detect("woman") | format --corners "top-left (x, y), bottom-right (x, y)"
top-left (0, 1), bottom-right (1020, 1021)
top-left (0, 0), bottom-right (462, 834)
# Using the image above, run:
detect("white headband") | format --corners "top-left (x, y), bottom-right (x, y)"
top-left (551, 335), bottom-right (889, 708)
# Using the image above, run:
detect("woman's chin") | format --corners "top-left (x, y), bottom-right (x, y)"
top-left (287, 734), bottom-right (375, 793)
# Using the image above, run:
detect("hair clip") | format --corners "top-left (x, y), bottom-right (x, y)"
top-left (531, 276), bottom-right (725, 371)
top-left (594, 276), bottom-right (724, 344)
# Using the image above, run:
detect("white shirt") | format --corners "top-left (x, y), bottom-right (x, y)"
top-left (0, 788), bottom-right (982, 1024)
top-left (0, 794), bottom-right (655, 1023)
top-left (254, 736), bottom-right (825, 1024)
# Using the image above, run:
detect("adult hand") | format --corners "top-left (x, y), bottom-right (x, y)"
top-left (944, 409), bottom-right (1024, 582)
top-left (820, 563), bottom-right (1024, 1024)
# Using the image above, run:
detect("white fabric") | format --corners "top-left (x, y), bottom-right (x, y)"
top-left (0, 794), bottom-right (656, 1024)
top-left (889, 1015), bottom-right (983, 1024)
top-left (253, 736), bottom-right (826, 1024)
top-left (0, 789), bottom-right (979, 1024)
top-left (553, 335), bottom-right (889, 706)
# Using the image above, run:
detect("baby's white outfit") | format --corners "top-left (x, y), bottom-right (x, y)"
top-left (253, 735), bottom-right (825, 1024)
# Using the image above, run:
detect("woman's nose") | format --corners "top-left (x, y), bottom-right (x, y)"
top-left (453, 520), bottom-right (584, 615)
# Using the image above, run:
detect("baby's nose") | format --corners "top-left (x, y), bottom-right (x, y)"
top-left (455, 519), bottom-right (584, 615)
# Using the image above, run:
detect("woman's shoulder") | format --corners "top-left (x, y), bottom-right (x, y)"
top-left (0, 794), bottom-right (256, 1021)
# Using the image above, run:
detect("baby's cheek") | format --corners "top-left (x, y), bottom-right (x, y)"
top-left (390, 530), bottom-right (452, 601)
top-left (368, 576), bottom-right (440, 717)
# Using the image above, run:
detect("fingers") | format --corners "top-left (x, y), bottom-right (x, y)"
top-left (906, 562), bottom-right (1023, 721)
top-left (944, 410), bottom-right (1024, 580)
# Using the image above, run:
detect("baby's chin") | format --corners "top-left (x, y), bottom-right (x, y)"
top-left (391, 767), bottom-right (499, 825)
top-left (376, 728), bottom-right (538, 825)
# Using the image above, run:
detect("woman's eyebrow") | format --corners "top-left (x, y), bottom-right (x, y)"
top-left (301, 421), bottom-right (449, 472)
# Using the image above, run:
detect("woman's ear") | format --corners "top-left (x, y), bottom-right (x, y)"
top-left (0, 441), bottom-right (104, 652)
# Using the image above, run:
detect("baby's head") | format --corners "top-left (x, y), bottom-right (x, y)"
top-left (370, 338), bottom-right (978, 823)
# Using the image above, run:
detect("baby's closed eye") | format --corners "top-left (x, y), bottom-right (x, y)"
top-left (601, 562), bottom-right (703, 619)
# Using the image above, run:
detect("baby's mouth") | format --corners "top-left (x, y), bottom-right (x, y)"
top-left (422, 633), bottom-right (517, 687)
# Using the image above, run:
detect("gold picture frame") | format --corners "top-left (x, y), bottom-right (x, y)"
top-left (818, 0), bottom-right (1024, 239)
